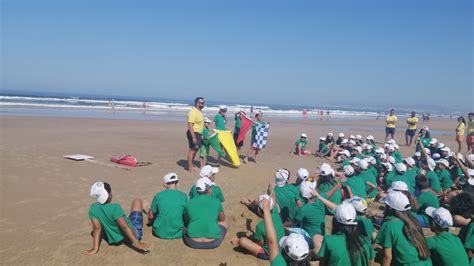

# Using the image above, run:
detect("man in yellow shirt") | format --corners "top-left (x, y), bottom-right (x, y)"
top-left (187, 97), bottom-right (205, 172)
top-left (467, 112), bottom-right (474, 153)
top-left (405, 111), bottom-right (418, 147)
top-left (385, 109), bottom-right (397, 142)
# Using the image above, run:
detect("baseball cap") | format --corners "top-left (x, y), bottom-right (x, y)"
top-left (365, 145), bottom-right (373, 150)
top-left (414, 152), bottom-right (421, 157)
top-left (301, 133), bottom-right (307, 138)
top-left (468, 154), bottom-right (474, 161)
top-left (386, 145), bottom-right (395, 153)
top-left (388, 181), bottom-right (409, 192)
top-left (387, 139), bottom-right (396, 145)
top-left (204, 117), bottom-right (212, 123)
top-left (341, 139), bottom-right (349, 145)
top-left (279, 234), bottom-right (309, 261)
top-left (320, 163), bottom-right (333, 176)
top-left (379, 191), bottom-right (411, 211)
top-left (163, 172), bottom-right (178, 184)
top-left (300, 180), bottom-right (316, 199)
top-left (350, 157), bottom-right (361, 165)
top-left (436, 159), bottom-right (449, 167)
top-left (381, 162), bottom-right (393, 172)
top-left (349, 140), bottom-right (357, 145)
top-left (354, 146), bottom-right (363, 153)
top-left (425, 207), bottom-right (453, 228)
top-left (366, 135), bottom-right (374, 140)
top-left (328, 132), bottom-right (334, 137)
top-left (427, 158), bottom-right (436, 171)
top-left (467, 169), bottom-right (474, 186)
top-left (424, 148), bottom-right (431, 155)
top-left (356, 135), bottom-right (362, 140)
top-left (334, 202), bottom-right (358, 225)
top-left (350, 135), bottom-right (355, 139)
top-left (275, 168), bottom-right (290, 187)
top-left (344, 196), bottom-right (368, 214)
top-left (375, 148), bottom-right (385, 154)
top-left (90, 182), bottom-right (109, 204)
top-left (199, 165), bottom-right (219, 178)
top-left (429, 138), bottom-right (438, 145)
top-left (403, 157), bottom-right (416, 167)
top-left (367, 156), bottom-right (376, 165)
top-left (339, 132), bottom-right (345, 137)
top-left (432, 153), bottom-right (441, 160)
top-left (297, 168), bottom-right (310, 181)
top-left (437, 143), bottom-right (445, 149)
top-left (387, 156), bottom-right (396, 165)
top-left (196, 177), bottom-right (215, 193)
top-left (358, 159), bottom-right (369, 170)
top-left (393, 144), bottom-right (399, 150)
top-left (320, 137), bottom-right (326, 141)
top-left (343, 165), bottom-right (355, 176)
top-left (339, 150), bottom-right (350, 158)
top-left (257, 194), bottom-right (274, 211)
top-left (396, 163), bottom-right (407, 173)
top-left (219, 105), bottom-right (227, 111)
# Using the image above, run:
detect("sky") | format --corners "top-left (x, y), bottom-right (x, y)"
top-left (1, 0), bottom-right (472, 110)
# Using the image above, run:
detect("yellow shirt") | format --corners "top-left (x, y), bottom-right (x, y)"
top-left (406, 117), bottom-right (418, 130)
top-left (456, 123), bottom-right (465, 136)
top-left (468, 121), bottom-right (474, 134)
top-left (386, 115), bottom-right (397, 128)
top-left (188, 107), bottom-right (204, 133)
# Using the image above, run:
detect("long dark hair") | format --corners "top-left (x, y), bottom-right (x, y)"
top-left (332, 218), bottom-right (367, 266)
top-left (385, 207), bottom-right (430, 260)
top-left (282, 252), bottom-right (310, 266)
top-left (458, 116), bottom-right (466, 124)
top-left (450, 192), bottom-right (474, 218)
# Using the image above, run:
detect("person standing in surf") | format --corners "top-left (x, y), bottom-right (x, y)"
top-left (186, 97), bottom-right (205, 172)
top-left (243, 112), bottom-right (265, 164)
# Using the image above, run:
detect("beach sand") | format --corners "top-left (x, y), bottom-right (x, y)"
top-left (0, 115), bottom-right (459, 265)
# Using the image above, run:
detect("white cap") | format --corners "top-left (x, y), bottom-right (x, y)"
top-left (163, 172), bottom-right (178, 184)
top-left (297, 168), bottom-right (310, 181)
top-left (387, 139), bottom-right (396, 145)
top-left (380, 153), bottom-right (387, 160)
top-left (341, 139), bottom-right (349, 145)
top-left (432, 153), bottom-right (441, 160)
top-left (356, 135), bottom-right (362, 140)
top-left (279, 234), bottom-right (310, 261)
top-left (393, 144), bottom-right (399, 150)
top-left (339, 132), bottom-right (345, 137)
top-left (386, 145), bottom-right (395, 153)
top-left (219, 105), bottom-right (227, 111)
top-left (328, 132), bottom-right (334, 137)
top-left (375, 148), bottom-right (385, 154)
top-left (349, 140), bottom-right (357, 145)
top-left (350, 135), bottom-right (356, 139)
top-left (364, 145), bottom-right (373, 150)
top-left (429, 138), bottom-right (438, 145)
top-left (300, 180), bottom-right (317, 199)
top-left (436, 159), bottom-right (449, 167)
top-left (320, 137), bottom-right (326, 141)
top-left (366, 135), bottom-right (374, 140)
top-left (414, 152), bottom-right (421, 157)
top-left (334, 202), bottom-right (358, 225)
top-left (424, 148), bottom-right (431, 155)
top-left (204, 117), bottom-right (212, 123)
top-left (358, 159), bottom-right (369, 170)
top-left (354, 146), bottom-right (363, 153)
top-left (396, 163), bottom-right (407, 173)
top-left (196, 177), bottom-right (215, 193)
top-left (367, 156), bottom-right (376, 165)
top-left (275, 168), bottom-right (290, 187)
top-left (403, 157), bottom-right (416, 167)
top-left (380, 191), bottom-right (411, 211)
top-left (388, 156), bottom-right (396, 165)
top-left (388, 181), bottom-right (409, 192)
top-left (425, 207), bottom-right (453, 228)
top-left (90, 182), bottom-right (109, 204)
top-left (199, 165), bottom-right (219, 178)
top-left (301, 133), bottom-right (307, 138)
top-left (468, 169), bottom-right (474, 186)
top-left (319, 163), bottom-right (333, 176)
top-left (440, 147), bottom-right (450, 153)
top-left (339, 150), bottom-right (350, 158)
top-left (344, 196), bottom-right (368, 214)
top-left (427, 158), bottom-right (436, 171)
top-left (350, 157), bottom-right (361, 165)
top-left (257, 194), bottom-right (274, 211)
top-left (437, 143), bottom-right (445, 149)
top-left (468, 154), bottom-right (474, 161)
top-left (382, 162), bottom-right (393, 172)
top-left (423, 126), bottom-right (429, 131)
top-left (343, 165), bottom-right (355, 176)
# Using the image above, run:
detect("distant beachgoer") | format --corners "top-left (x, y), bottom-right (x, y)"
top-left (233, 110), bottom-right (246, 153)
top-left (467, 113), bottom-right (474, 153)
top-left (83, 182), bottom-right (151, 255)
top-left (456, 116), bottom-right (466, 153)
top-left (243, 112), bottom-right (265, 164)
top-left (294, 133), bottom-right (311, 156)
top-left (186, 97), bottom-right (205, 172)
top-left (385, 109), bottom-right (397, 142)
top-left (406, 111), bottom-right (418, 147)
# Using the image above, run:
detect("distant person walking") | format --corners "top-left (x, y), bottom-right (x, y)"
top-left (186, 97), bottom-right (205, 172)
top-left (468, 113), bottom-right (474, 153)
top-left (406, 111), bottom-right (418, 147)
top-left (385, 109), bottom-right (397, 142)
top-left (455, 116), bottom-right (466, 153)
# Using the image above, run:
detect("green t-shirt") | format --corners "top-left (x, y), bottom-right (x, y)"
top-left (213, 114), bottom-right (226, 130)
top-left (384, 171), bottom-right (396, 188)
top-left (274, 185), bottom-right (299, 223)
top-left (252, 121), bottom-right (266, 138)
top-left (345, 175), bottom-right (367, 199)
top-left (427, 232), bottom-right (470, 266)
top-left (361, 170), bottom-right (378, 198)
top-left (254, 210), bottom-right (285, 253)
top-left (89, 202), bottom-right (133, 244)
top-left (295, 139), bottom-right (308, 150)
top-left (357, 216), bottom-right (375, 241)
top-left (405, 168), bottom-right (418, 192)
top-left (426, 171), bottom-right (442, 193)
top-left (318, 232), bottom-right (374, 266)
top-left (150, 189), bottom-right (188, 239)
top-left (393, 151), bottom-right (403, 164)
top-left (376, 216), bottom-right (431, 266)
top-left (189, 184), bottom-right (225, 202)
top-left (233, 116), bottom-right (241, 136)
top-left (271, 253), bottom-right (287, 266)
top-left (338, 160), bottom-right (350, 170)
top-left (435, 169), bottom-right (453, 190)
top-left (294, 199), bottom-right (326, 236)
top-left (319, 143), bottom-right (328, 153)
top-left (201, 127), bottom-right (211, 146)
top-left (318, 181), bottom-right (342, 214)
top-left (416, 190), bottom-right (440, 224)
top-left (392, 173), bottom-right (415, 194)
top-left (459, 222), bottom-right (474, 251)
top-left (185, 194), bottom-right (223, 238)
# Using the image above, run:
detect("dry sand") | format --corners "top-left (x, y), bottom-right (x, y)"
top-left (0, 115), bottom-right (460, 265)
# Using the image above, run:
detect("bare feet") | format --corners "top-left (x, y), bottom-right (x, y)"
top-left (142, 199), bottom-right (151, 214)
top-left (243, 157), bottom-right (248, 164)
top-left (230, 237), bottom-right (240, 247)
top-left (240, 197), bottom-right (251, 206)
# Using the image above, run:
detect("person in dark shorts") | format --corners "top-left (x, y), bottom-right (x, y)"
top-left (405, 111), bottom-right (418, 147)
top-left (385, 109), bottom-right (397, 142)
top-left (186, 97), bottom-right (205, 172)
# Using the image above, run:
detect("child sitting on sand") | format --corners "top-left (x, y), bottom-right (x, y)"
top-left (83, 182), bottom-right (151, 255)
top-left (294, 133), bottom-right (311, 155)
top-left (316, 137), bottom-right (331, 158)
top-left (189, 165), bottom-right (225, 202)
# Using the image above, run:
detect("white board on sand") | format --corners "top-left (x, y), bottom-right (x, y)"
top-left (63, 154), bottom-right (95, 161)
top-left (63, 154), bottom-right (130, 170)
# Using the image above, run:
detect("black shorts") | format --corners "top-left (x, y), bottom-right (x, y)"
top-left (405, 129), bottom-right (416, 137)
top-left (385, 127), bottom-right (395, 135)
top-left (186, 130), bottom-right (202, 150)
top-left (233, 134), bottom-right (244, 147)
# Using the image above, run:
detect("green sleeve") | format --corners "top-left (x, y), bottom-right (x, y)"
top-left (218, 202), bottom-right (224, 213)
top-left (215, 186), bottom-right (225, 202)
top-left (151, 194), bottom-right (159, 215)
top-left (376, 221), bottom-right (393, 248)
top-left (294, 207), bottom-right (304, 223)
top-left (318, 236), bottom-right (329, 258)
top-left (254, 222), bottom-right (265, 242)
top-left (464, 224), bottom-right (474, 249)
top-left (426, 237), bottom-right (437, 250)
top-left (189, 186), bottom-right (196, 199)
top-left (113, 205), bottom-right (127, 221)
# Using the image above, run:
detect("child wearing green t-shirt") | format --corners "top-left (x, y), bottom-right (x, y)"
top-left (294, 133), bottom-right (311, 155)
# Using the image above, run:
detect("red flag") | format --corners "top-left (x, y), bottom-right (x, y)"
top-left (236, 114), bottom-right (253, 143)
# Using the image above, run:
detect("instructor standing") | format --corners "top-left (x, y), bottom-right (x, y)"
top-left (187, 97), bottom-right (205, 172)
top-left (385, 109), bottom-right (397, 142)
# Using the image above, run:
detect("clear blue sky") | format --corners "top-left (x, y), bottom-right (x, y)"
top-left (2, 0), bottom-right (472, 110)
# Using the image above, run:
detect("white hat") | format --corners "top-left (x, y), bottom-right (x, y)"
top-left (414, 152), bottom-right (421, 157)
top-left (441, 147), bottom-right (450, 153)
top-left (275, 168), bottom-right (290, 187)
top-left (432, 153), bottom-right (441, 160)
top-left (279, 234), bottom-right (309, 261)
top-left (403, 157), bottom-right (416, 167)
top-left (436, 159), bottom-right (449, 167)
top-left (393, 144), bottom-right (399, 150)
top-left (297, 168), bottom-right (310, 181)
top-left (199, 165), bottom-right (219, 178)
top-left (437, 143), bottom-right (445, 149)
top-left (300, 180), bottom-right (317, 199)
top-left (319, 163), bottom-right (333, 176)
top-left (423, 126), bottom-right (429, 131)
top-left (320, 137), bottom-right (326, 141)
top-left (356, 135), bottom-right (362, 140)
top-left (196, 177), bottom-right (215, 193)
top-left (366, 135), bottom-right (374, 140)
top-left (204, 117), bottom-right (212, 123)
top-left (354, 146), bottom-right (363, 153)
top-left (382, 162), bottom-right (393, 172)
top-left (358, 159), bottom-right (369, 170)
top-left (334, 202), bottom-right (358, 225)
top-left (427, 158), bottom-right (436, 171)
top-left (387, 139), bottom-right (396, 145)
top-left (468, 154), bottom-right (474, 161)
top-left (425, 207), bottom-right (453, 228)
top-left (375, 148), bottom-right (385, 154)
top-left (364, 145), bottom-right (373, 150)
top-left (349, 140), bottom-right (357, 145)
top-left (468, 169), bottom-right (474, 186)
top-left (219, 105), bottom-right (227, 111)
top-left (350, 157), bottom-right (361, 165)
top-left (163, 172), bottom-right (178, 184)
top-left (343, 165), bottom-right (355, 176)
top-left (257, 194), bottom-right (274, 211)
top-left (301, 133), bottom-right (307, 138)
top-left (380, 153), bottom-right (387, 160)
top-left (328, 132), bottom-right (334, 137)
top-left (339, 132), bottom-right (345, 137)
top-left (367, 156), bottom-right (376, 165)
top-left (380, 191), bottom-right (411, 211)
top-left (388, 181), bottom-right (409, 192)
top-left (388, 156), bottom-right (396, 165)
top-left (429, 138), bottom-right (438, 145)
top-left (396, 163), bottom-right (407, 173)
top-left (341, 139), bottom-right (349, 145)
top-left (386, 145), bottom-right (395, 153)
top-left (339, 150), bottom-right (351, 158)
top-left (90, 182), bottom-right (109, 204)
top-left (344, 196), bottom-right (368, 214)
top-left (350, 135), bottom-right (356, 139)
top-left (424, 148), bottom-right (431, 155)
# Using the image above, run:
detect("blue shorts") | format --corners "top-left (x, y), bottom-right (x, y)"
top-left (386, 127), bottom-right (395, 135)
top-left (406, 129), bottom-right (416, 137)
top-left (129, 211), bottom-right (143, 240)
